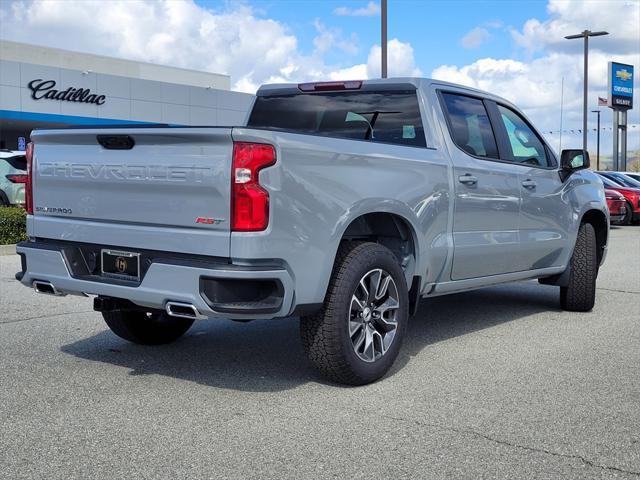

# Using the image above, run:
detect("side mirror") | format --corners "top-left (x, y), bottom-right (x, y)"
top-left (560, 149), bottom-right (590, 181)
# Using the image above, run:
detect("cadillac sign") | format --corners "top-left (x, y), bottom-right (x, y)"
top-left (28, 79), bottom-right (106, 105)
top-left (607, 62), bottom-right (634, 110)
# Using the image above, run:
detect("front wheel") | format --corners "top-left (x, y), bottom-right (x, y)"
top-left (560, 222), bottom-right (598, 312)
top-left (300, 242), bottom-right (409, 385)
top-left (102, 310), bottom-right (194, 345)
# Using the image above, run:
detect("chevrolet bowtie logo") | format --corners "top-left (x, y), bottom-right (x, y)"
top-left (616, 69), bottom-right (633, 82)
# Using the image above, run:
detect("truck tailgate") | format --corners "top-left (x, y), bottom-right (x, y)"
top-left (30, 127), bottom-right (233, 257)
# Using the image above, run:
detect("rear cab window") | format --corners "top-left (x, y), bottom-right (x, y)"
top-left (247, 90), bottom-right (426, 148)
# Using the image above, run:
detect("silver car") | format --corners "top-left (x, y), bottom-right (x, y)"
top-left (0, 150), bottom-right (27, 206)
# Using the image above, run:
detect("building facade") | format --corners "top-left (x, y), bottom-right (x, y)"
top-left (0, 40), bottom-right (254, 150)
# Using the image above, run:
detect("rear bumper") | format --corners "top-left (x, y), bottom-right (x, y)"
top-left (16, 240), bottom-right (295, 320)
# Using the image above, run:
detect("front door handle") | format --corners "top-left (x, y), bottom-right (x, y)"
top-left (522, 179), bottom-right (537, 189)
top-left (458, 174), bottom-right (478, 185)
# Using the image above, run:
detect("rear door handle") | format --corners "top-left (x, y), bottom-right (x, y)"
top-left (522, 179), bottom-right (537, 189)
top-left (458, 174), bottom-right (478, 185)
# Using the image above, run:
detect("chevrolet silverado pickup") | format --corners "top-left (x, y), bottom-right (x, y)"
top-left (15, 78), bottom-right (609, 385)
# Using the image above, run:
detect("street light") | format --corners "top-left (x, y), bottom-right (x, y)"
top-left (591, 110), bottom-right (601, 170)
top-left (565, 30), bottom-right (608, 152)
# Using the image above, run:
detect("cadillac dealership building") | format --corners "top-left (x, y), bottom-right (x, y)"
top-left (0, 40), bottom-right (254, 150)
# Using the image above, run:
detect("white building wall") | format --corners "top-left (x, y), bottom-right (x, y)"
top-left (0, 58), bottom-right (254, 126)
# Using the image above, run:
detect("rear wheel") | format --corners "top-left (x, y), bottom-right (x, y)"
top-left (300, 242), bottom-right (408, 385)
top-left (102, 310), bottom-right (194, 345)
top-left (560, 222), bottom-right (597, 312)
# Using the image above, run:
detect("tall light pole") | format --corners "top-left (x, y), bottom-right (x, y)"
top-left (591, 109), bottom-right (601, 170)
top-left (381, 0), bottom-right (388, 78)
top-left (565, 30), bottom-right (608, 152)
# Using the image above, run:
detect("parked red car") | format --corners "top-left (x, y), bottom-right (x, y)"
top-left (597, 173), bottom-right (640, 225)
top-left (605, 189), bottom-right (628, 225)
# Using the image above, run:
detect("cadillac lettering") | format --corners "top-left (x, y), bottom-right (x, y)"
top-left (28, 79), bottom-right (106, 105)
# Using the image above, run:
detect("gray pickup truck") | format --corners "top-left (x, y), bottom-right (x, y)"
top-left (16, 78), bottom-right (608, 385)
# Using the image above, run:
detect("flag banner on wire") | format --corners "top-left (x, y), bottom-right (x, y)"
top-left (542, 124), bottom-right (639, 135)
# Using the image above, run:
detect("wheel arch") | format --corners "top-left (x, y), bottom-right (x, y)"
top-left (581, 208), bottom-right (608, 265)
top-left (539, 207), bottom-right (607, 288)
top-left (336, 210), bottom-right (422, 315)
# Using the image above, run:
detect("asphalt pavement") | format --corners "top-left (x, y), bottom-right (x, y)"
top-left (1, 226), bottom-right (639, 479)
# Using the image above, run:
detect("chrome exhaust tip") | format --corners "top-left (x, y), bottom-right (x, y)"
top-left (33, 280), bottom-right (65, 296)
top-left (165, 301), bottom-right (206, 320)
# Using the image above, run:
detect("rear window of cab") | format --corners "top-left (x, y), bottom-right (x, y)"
top-left (247, 90), bottom-right (426, 148)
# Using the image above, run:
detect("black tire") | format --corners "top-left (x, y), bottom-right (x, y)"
top-left (0, 190), bottom-right (9, 207)
top-left (102, 310), bottom-right (194, 345)
top-left (560, 223), bottom-right (597, 312)
top-left (300, 242), bottom-right (409, 385)
top-left (621, 201), bottom-right (633, 225)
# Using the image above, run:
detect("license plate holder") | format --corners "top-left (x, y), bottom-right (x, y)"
top-left (101, 249), bottom-right (141, 281)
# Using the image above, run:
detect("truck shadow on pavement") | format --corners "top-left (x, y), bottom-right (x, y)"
top-left (61, 280), bottom-right (561, 392)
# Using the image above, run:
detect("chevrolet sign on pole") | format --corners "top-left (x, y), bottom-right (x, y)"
top-left (608, 62), bottom-right (634, 109)
top-left (608, 62), bottom-right (634, 170)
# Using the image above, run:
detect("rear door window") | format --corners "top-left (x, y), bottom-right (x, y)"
top-left (440, 93), bottom-right (499, 159)
top-left (247, 90), bottom-right (426, 147)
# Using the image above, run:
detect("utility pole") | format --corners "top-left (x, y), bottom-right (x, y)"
top-left (591, 110), bottom-right (601, 170)
top-left (565, 30), bottom-right (608, 152)
top-left (559, 76), bottom-right (564, 152)
top-left (381, 0), bottom-right (387, 78)
top-left (613, 111), bottom-right (619, 170)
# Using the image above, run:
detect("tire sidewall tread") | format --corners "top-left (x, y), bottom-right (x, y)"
top-left (301, 241), bottom-right (409, 385)
top-left (560, 222), bottom-right (598, 312)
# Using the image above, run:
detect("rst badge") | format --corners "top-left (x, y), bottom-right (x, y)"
top-left (195, 217), bottom-right (225, 225)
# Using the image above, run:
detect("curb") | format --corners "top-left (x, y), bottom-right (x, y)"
top-left (0, 244), bottom-right (16, 256)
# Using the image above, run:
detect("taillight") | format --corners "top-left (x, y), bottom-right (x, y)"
top-left (25, 142), bottom-right (34, 214)
top-left (231, 142), bottom-right (276, 231)
top-left (5, 174), bottom-right (28, 183)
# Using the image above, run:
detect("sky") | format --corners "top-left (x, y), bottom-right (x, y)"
top-left (0, 0), bottom-right (639, 157)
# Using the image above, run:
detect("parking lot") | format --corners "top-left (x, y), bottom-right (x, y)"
top-left (0, 226), bottom-right (638, 479)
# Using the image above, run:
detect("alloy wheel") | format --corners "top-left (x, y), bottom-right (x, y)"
top-left (349, 268), bottom-right (400, 362)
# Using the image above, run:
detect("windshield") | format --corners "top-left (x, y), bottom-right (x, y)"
top-left (597, 173), bottom-right (624, 188)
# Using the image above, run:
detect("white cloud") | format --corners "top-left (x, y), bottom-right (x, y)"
top-left (313, 20), bottom-right (359, 55)
top-left (511, 0), bottom-right (640, 55)
top-left (334, 2), bottom-right (380, 17)
top-left (0, 0), bottom-right (299, 92)
top-left (0, 0), bottom-right (418, 94)
top-left (433, 0), bottom-right (640, 153)
top-left (327, 38), bottom-right (422, 80)
top-left (460, 27), bottom-right (491, 49)
top-left (367, 39), bottom-right (422, 77)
